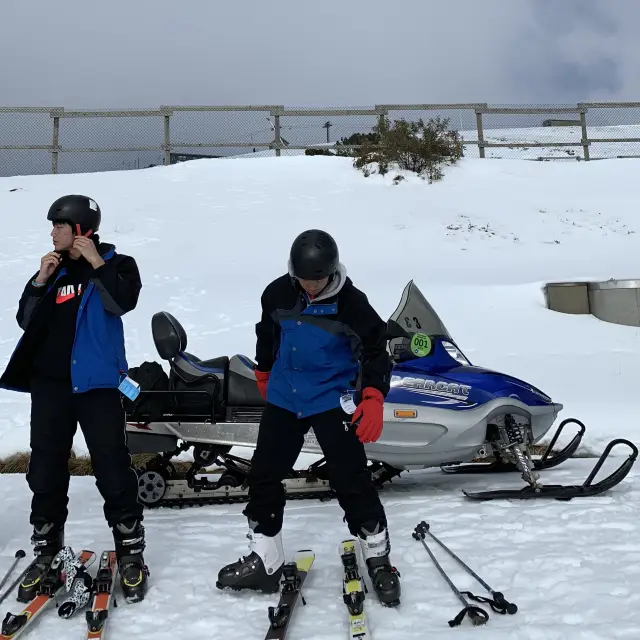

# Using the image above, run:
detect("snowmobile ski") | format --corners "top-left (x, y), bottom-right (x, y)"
top-left (441, 418), bottom-right (586, 475)
top-left (265, 550), bottom-right (315, 640)
top-left (463, 438), bottom-right (638, 500)
top-left (0, 548), bottom-right (95, 640)
top-left (340, 540), bottom-right (369, 639)
top-left (86, 551), bottom-right (118, 639)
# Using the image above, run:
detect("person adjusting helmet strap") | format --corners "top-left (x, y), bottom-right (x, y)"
top-left (0, 194), bottom-right (149, 606)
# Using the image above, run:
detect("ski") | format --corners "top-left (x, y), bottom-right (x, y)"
top-left (265, 550), bottom-right (315, 640)
top-left (86, 551), bottom-right (119, 639)
top-left (340, 539), bottom-right (369, 639)
top-left (0, 548), bottom-right (95, 640)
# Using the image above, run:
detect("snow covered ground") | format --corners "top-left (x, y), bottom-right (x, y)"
top-left (459, 123), bottom-right (640, 160)
top-left (1, 153), bottom-right (640, 638)
top-left (1, 459), bottom-right (639, 639)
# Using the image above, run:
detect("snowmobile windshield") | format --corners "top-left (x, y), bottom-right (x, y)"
top-left (387, 280), bottom-right (462, 363)
top-left (388, 280), bottom-right (453, 339)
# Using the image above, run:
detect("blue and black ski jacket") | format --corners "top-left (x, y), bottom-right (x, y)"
top-left (0, 242), bottom-right (142, 394)
top-left (255, 263), bottom-right (391, 418)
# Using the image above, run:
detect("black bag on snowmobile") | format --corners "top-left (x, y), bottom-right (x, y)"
top-left (123, 361), bottom-right (173, 421)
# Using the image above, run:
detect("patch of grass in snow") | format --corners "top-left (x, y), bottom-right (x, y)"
top-left (0, 451), bottom-right (194, 475)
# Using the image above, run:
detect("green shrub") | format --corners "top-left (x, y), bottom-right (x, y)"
top-left (334, 132), bottom-right (381, 157)
top-left (352, 116), bottom-right (464, 183)
top-left (304, 148), bottom-right (335, 156)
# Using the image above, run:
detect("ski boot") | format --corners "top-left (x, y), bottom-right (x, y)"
top-left (17, 522), bottom-right (64, 603)
top-left (216, 523), bottom-right (284, 593)
top-left (113, 519), bottom-right (149, 603)
top-left (358, 523), bottom-right (401, 607)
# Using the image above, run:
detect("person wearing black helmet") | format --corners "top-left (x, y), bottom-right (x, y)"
top-left (0, 194), bottom-right (149, 604)
top-left (217, 229), bottom-right (401, 607)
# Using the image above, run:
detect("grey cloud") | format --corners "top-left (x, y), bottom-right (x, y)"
top-left (504, 0), bottom-right (639, 102)
top-left (0, 0), bottom-right (559, 107)
top-left (531, 0), bottom-right (618, 36)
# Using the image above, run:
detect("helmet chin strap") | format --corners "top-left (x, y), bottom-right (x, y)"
top-left (75, 223), bottom-right (93, 238)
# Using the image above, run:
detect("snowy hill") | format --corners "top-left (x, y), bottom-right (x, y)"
top-left (460, 123), bottom-right (640, 160)
top-left (0, 155), bottom-right (639, 638)
top-left (1, 154), bottom-right (639, 458)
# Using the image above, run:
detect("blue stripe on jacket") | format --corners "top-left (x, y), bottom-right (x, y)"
top-left (266, 299), bottom-right (360, 418)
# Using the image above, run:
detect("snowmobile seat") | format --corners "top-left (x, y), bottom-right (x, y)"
top-left (151, 311), bottom-right (228, 418)
top-left (151, 311), bottom-right (188, 360)
top-left (151, 311), bottom-right (229, 373)
top-left (227, 354), bottom-right (265, 407)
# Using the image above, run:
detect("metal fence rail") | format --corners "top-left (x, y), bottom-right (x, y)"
top-left (2, 101), bottom-right (640, 176)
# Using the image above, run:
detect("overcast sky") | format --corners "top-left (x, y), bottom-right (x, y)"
top-left (1, 0), bottom-right (638, 108)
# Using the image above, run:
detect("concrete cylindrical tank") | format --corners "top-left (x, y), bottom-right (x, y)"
top-left (545, 282), bottom-right (590, 315)
top-left (587, 279), bottom-right (640, 327)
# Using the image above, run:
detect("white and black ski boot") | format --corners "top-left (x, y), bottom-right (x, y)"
top-left (216, 523), bottom-right (284, 593)
top-left (358, 524), bottom-right (401, 607)
top-left (17, 522), bottom-right (64, 603)
top-left (113, 519), bottom-right (149, 603)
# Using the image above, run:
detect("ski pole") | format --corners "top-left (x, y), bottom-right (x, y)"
top-left (416, 521), bottom-right (517, 615)
top-left (0, 552), bottom-right (28, 606)
top-left (412, 524), bottom-right (488, 627)
top-left (0, 551), bottom-right (25, 595)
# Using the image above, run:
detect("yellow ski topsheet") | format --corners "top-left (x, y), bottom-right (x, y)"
top-left (340, 539), bottom-right (369, 639)
top-left (293, 550), bottom-right (315, 574)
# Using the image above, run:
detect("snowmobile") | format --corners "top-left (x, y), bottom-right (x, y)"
top-left (124, 280), bottom-right (637, 508)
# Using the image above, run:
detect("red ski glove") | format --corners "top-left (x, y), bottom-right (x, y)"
top-left (254, 369), bottom-right (270, 401)
top-left (352, 387), bottom-right (384, 444)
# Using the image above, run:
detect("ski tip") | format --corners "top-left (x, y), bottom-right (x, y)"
top-left (293, 550), bottom-right (315, 572)
top-left (340, 538), bottom-right (357, 545)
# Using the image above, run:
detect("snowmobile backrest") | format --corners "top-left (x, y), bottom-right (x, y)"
top-left (151, 311), bottom-right (188, 360)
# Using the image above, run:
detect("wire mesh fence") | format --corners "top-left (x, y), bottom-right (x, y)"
top-left (2, 102), bottom-right (640, 177)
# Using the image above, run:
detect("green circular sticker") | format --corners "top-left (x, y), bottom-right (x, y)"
top-left (410, 333), bottom-right (432, 357)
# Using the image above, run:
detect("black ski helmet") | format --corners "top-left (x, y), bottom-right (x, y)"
top-left (47, 195), bottom-right (101, 234)
top-left (289, 229), bottom-right (339, 280)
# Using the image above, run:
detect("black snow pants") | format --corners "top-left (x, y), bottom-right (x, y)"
top-left (243, 402), bottom-right (387, 537)
top-left (26, 376), bottom-right (143, 530)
